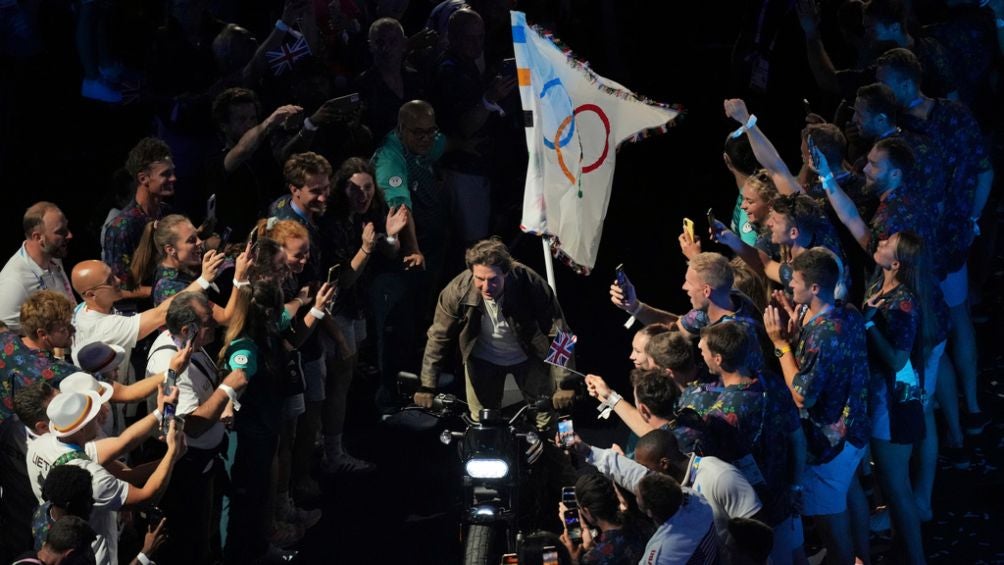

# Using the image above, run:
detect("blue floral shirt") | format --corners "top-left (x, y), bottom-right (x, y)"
top-left (863, 282), bottom-right (924, 442)
top-left (792, 302), bottom-right (870, 463)
top-left (581, 527), bottom-right (650, 565)
top-left (152, 265), bottom-right (194, 306)
top-left (0, 333), bottom-right (79, 425)
top-left (901, 99), bottom-right (992, 272)
top-left (102, 200), bottom-right (166, 290)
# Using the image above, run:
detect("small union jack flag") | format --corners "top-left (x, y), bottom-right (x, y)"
top-left (266, 30), bottom-right (311, 76)
top-left (544, 330), bottom-right (576, 367)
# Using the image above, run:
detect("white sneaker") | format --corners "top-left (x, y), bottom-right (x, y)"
top-left (81, 78), bottom-right (122, 103)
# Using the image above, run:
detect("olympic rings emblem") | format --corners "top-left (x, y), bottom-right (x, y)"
top-left (553, 104), bottom-right (611, 185)
top-left (535, 77), bottom-right (612, 186)
top-left (539, 78), bottom-right (575, 150)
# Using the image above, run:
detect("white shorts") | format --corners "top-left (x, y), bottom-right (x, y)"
top-left (800, 442), bottom-right (866, 516)
top-left (939, 264), bottom-right (968, 308)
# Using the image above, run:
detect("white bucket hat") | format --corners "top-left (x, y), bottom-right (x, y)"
top-left (47, 390), bottom-right (103, 438)
top-left (59, 372), bottom-right (113, 404)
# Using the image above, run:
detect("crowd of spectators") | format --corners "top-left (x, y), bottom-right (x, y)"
top-left (0, 0), bottom-right (1001, 563)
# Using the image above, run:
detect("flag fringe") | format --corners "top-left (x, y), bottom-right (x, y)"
top-left (521, 226), bottom-right (592, 276)
top-left (530, 22), bottom-right (686, 140)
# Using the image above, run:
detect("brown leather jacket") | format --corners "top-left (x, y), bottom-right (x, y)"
top-left (420, 262), bottom-right (574, 389)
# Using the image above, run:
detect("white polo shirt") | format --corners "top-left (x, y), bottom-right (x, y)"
top-left (0, 243), bottom-right (76, 333)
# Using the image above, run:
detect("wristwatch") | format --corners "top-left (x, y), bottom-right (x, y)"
top-left (774, 345), bottom-right (791, 358)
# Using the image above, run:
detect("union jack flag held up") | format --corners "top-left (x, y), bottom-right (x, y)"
top-left (266, 30), bottom-right (311, 76)
top-left (544, 330), bottom-right (576, 368)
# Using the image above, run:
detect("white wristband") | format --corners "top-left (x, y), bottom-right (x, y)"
top-left (309, 307), bottom-right (326, 319)
top-left (628, 301), bottom-right (644, 317)
top-left (195, 276), bottom-right (211, 290)
top-left (385, 235), bottom-right (397, 244)
top-left (219, 383), bottom-right (238, 401)
top-left (606, 390), bottom-right (623, 409)
top-left (152, 409), bottom-right (163, 424)
top-left (136, 552), bottom-right (154, 565)
top-left (744, 114), bottom-right (757, 130)
top-left (303, 117), bottom-right (319, 131)
top-left (232, 278), bottom-right (250, 288)
top-left (275, 19), bottom-right (291, 33)
top-left (219, 383), bottom-right (241, 411)
top-left (864, 320), bottom-right (875, 330)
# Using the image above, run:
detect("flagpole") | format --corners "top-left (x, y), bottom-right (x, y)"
top-left (542, 236), bottom-right (557, 296)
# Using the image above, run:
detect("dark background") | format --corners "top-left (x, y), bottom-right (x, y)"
top-left (2, 1), bottom-right (1002, 563)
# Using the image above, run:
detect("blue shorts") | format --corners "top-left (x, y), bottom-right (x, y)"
top-left (800, 442), bottom-right (866, 516)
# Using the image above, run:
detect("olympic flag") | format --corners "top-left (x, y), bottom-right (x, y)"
top-left (512, 11), bottom-right (680, 274)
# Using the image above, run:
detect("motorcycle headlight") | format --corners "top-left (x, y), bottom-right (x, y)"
top-left (465, 458), bottom-right (509, 479)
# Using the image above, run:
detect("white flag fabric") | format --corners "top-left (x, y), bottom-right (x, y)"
top-left (512, 11), bottom-right (680, 274)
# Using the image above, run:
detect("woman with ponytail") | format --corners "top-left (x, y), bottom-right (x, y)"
top-left (131, 214), bottom-right (243, 323)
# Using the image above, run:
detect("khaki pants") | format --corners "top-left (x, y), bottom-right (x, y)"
top-left (464, 356), bottom-right (555, 431)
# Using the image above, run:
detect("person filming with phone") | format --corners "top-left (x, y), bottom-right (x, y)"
top-left (557, 473), bottom-right (650, 565)
top-left (145, 290), bottom-right (251, 564)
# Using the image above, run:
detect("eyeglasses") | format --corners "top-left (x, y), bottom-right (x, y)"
top-left (405, 126), bottom-right (438, 139)
top-left (83, 282), bottom-right (115, 295)
top-left (82, 274), bottom-right (116, 297)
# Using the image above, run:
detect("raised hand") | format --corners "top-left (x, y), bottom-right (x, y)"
top-left (264, 104), bottom-right (304, 131)
top-left (678, 230), bottom-right (702, 260)
top-left (486, 74), bottom-right (518, 104)
top-left (795, 0), bottom-right (820, 38)
top-left (361, 222), bottom-right (377, 254)
top-left (610, 275), bottom-right (638, 312)
top-left (200, 249), bottom-right (226, 283)
top-left (314, 281), bottom-right (336, 311)
top-left (585, 374), bottom-right (612, 403)
top-left (723, 98), bottom-right (751, 124)
top-left (764, 305), bottom-right (790, 346)
top-left (168, 339), bottom-right (195, 375)
top-left (234, 242), bottom-right (252, 283)
top-left (385, 206), bottom-right (409, 238)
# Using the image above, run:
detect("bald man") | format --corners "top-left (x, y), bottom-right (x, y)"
top-left (372, 99), bottom-right (447, 272)
top-left (370, 99), bottom-right (448, 413)
top-left (69, 260), bottom-right (172, 383)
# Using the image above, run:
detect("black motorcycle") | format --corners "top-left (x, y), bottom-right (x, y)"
top-left (398, 388), bottom-right (546, 565)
